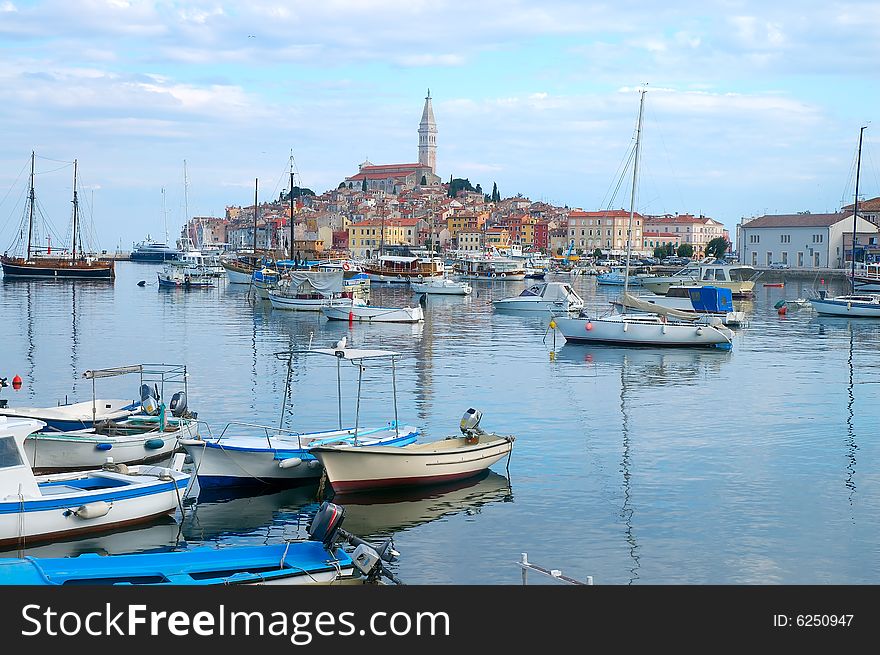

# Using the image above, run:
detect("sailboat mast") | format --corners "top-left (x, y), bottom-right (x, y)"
top-left (253, 177), bottom-right (259, 256)
top-left (288, 150), bottom-right (293, 261)
top-left (183, 160), bottom-right (190, 248)
top-left (71, 159), bottom-right (79, 260)
top-left (850, 126), bottom-right (867, 291)
top-left (623, 89), bottom-right (646, 302)
top-left (26, 151), bottom-right (35, 260)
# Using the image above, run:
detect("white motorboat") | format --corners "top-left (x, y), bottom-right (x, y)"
top-left (640, 260), bottom-right (758, 297)
top-left (596, 268), bottom-right (650, 287)
top-left (322, 303), bottom-right (424, 323)
top-left (312, 408), bottom-right (515, 492)
top-left (157, 263), bottom-right (215, 288)
top-left (610, 285), bottom-right (746, 326)
top-left (810, 292), bottom-right (880, 317)
top-left (0, 399), bottom-right (140, 432)
top-left (494, 281), bottom-right (584, 312)
top-left (0, 416), bottom-right (190, 547)
top-left (410, 277), bottom-right (472, 295)
top-left (181, 347), bottom-right (422, 489)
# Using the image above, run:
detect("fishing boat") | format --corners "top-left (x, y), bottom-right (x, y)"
top-left (268, 270), bottom-right (368, 311)
top-left (181, 347), bottom-right (420, 488)
top-left (221, 254), bottom-right (260, 284)
top-left (322, 303), bottom-right (424, 323)
top-left (312, 408), bottom-right (515, 492)
top-left (1, 153), bottom-right (114, 280)
top-left (494, 281), bottom-right (583, 312)
top-left (0, 502), bottom-right (402, 585)
top-left (251, 265), bottom-right (281, 299)
top-left (0, 416), bottom-right (190, 547)
top-left (410, 277), bottom-right (472, 295)
top-left (157, 263), bottom-right (215, 288)
top-left (610, 286), bottom-right (746, 326)
top-left (363, 254), bottom-right (444, 284)
top-left (22, 364), bottom-right (197, 472)
top-left (812, 126), bottom-right (880, 317)
top-left (551, 90), bottom-right (735, 349)
top-left (0, 399), bottom-right (141, 432)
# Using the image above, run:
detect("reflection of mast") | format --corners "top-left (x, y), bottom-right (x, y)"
top-left (25, 283), bottom-right (35, 399)
top-left (70, 283), bottom-right (78, 397)
top-left (844, 323), bottom-right (857, 508)
top-left (619, 354), bottom-right (640, 584)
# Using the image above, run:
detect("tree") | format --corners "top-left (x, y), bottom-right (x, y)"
top-left (448, 177), bottom-right (476, 198)
top-left (705, 236), bottom-right (730, 259)
top-left (337, 182), bottom-right (345, 189)
top-left (491, 182), bottom-right (500, 203)
top-left (593, 248), bottom-right (602, 259)
top-left (361, 178), bottom-right (367, 192)
top-left (475, 183), bottom-right (482, 194)
top-left (677, 243), bottom-right (695, 258)
top-left (280, 186), bottom-right (315, 202)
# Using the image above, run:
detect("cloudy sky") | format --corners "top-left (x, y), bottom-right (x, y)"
top-left (0, 0), bottom-right (878, 252)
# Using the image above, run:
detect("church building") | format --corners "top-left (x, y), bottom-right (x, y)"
top-left (342, 91), bottom-right (441, 193)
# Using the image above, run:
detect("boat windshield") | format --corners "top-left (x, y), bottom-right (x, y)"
top-left (728, 267), bottom-right (755, 282)
top-left (520, 285), bottom-right (543, 297)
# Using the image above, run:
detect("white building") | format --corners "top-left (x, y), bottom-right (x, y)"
top-left (738, 213), bottom-right (878, 269)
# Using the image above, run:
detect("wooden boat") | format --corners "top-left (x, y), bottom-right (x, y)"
top-left (363, 255), bottom-right (444, 284)
top-left (0, 417), bottom-right (190, 547)
top-left (157, 263), bottom-right (215, 288)
top-left (312, 408), bottom-right (515, 492)
top-left (494, 281), bottom-right (583, 312)
top-left (1, 153), bottom-right (114, 280)
top-left (322, 303), bottom-right (424, 323)
top-left (181, 347), bottom-right (420, 488)
top-left (0, 399), bottom-right (141, 432)
top-left (0, 501), bottom-right (402, 585)
top-left (452, 254), bottom-right (527, 280)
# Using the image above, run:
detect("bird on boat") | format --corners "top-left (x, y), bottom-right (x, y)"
top-left (334, 336), bottom-right (347, 350)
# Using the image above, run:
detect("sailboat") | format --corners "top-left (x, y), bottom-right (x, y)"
top-left (812, 126), bottom-right (880, 317)
top-left (552, 90), bottom-right (733, 348)
top-left (1, 153), bottom-right (115, 280)
top-left (221, 177), bottom-right (265, 283)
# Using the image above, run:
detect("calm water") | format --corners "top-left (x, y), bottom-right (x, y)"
top-left (1, 263), bottom-right (879, 584)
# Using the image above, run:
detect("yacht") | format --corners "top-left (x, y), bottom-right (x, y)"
top-left (640, 259), bottom-right (758, 297)
top-left (130, 236), bottom-right (181, 262)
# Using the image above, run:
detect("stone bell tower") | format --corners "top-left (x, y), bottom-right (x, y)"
top-left (418, 89), bottom-right (437, 174)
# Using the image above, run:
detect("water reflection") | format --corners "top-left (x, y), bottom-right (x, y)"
top-left (845, 323), bottom-right (857, 511)
top-left (619, 355), bottom-right (640, 584)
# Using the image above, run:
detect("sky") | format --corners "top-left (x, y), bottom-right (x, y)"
top-left (1, 0), bottom-right (879, 252)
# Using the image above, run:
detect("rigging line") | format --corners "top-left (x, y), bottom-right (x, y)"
top-left (600, 140), bottom-right (637, 211)
top-left (644, 103), bottom-right (687, 214)
top-left (33, 163), bottom-right (74, 176)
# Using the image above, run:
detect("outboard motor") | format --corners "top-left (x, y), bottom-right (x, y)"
top-left (140, 383), bottom-right (159, 416)
top-left (0, 377), bottom-right (7, 409)
top-left (460, 408), bottom-right (486, 443)
top-left (307, 501), bottom-right (346, 548)
top-left (169, 391), bottom-right (188, 417)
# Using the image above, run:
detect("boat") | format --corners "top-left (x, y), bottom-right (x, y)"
top-left (0, 502), bottom-right (401, 585)
top-left (610, 286), bottom-right (746, 326)
top-left (0, 416), bottom-right (190, 547)
top-left (22, 364), bottom-right (198, 473)
top-left (452, 253), bottom-right (527, 280)
top-left (157, 263), bottom-right (215, 288)
top-left (763, 282), bottom-right (784, 287)
top-left (322, 302), bottom-right (424, 323)
top-left (251, 265), bottom-right (281, 299)
top-left (1, 153), bottom-right (115, 280)
top-left (363, 255), bottom-right (444, 284)
top-left (312, 408), bottom-right (515, 492)
top-left (596, 268), bottom-right (650, 287)
top-left (221, 253), bottom-right (260, 284)
top-left (812, 126), bottom-right (880, 317)
top-left (849, 262), bottom-right (880, 292)
top-left (268, 270), bottom-right (368, 311)
top-left (130, 236), bottom-right (181, 262)
top-left (0, 399), bottom-right (141, 432)
top-left (180, 347), bottom-right (421, 489)
top-left (551, 90), bottom-right (735, 349)
top-left (410, 277), bottom-right (472, 295)
top-left (494, 281), bottom-right (584, 312)
top-left (640, 259), bottom-right (758, 297)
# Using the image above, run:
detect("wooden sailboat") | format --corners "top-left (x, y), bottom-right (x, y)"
top-left (1, 153), bottom-right (114, 279)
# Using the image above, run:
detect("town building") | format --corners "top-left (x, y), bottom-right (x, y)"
top-left (643, 214), bottom-right (725, 258)
top-left (567, 209), bottom-right (645, 256)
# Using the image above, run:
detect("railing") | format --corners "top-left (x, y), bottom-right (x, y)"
top-left (518, 552), bottom-right (593, 585)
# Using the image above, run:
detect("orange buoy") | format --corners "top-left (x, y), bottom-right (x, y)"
top-left (12, 374), bottom-right (22, 390)
top-left (586, 322), bottom-right (593, 331)
top-left (777, 306), bottom-right (787, 316)
top-left (348, 310), bottom-right (354, 324)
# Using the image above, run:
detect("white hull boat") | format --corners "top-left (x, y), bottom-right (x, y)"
top-left (268, 270), bottom-right (368, 310)
top-left (25, 416), bottom-right (198, 474)
top-left (269, 294), bottom-right (365, 312)
top-left (553, 312), bottom-right (734, 348)
top-left (494, 281), bottom-right (583, 312)
top-left (410, 278), bottom-right (472, 295)
top-left (322, 304), bottom-right (424, 323)
top-left (0, 417), bottom-right (190, 547)
top-left (811, 294), bottom-right (880, 317)
top-left (312, 409), bottom-right (514, 492)
top-left (0, 399), bottom-right (140, 432)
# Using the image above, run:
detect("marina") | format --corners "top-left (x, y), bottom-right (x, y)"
top-left (1, 261), bottom-right (877, 583)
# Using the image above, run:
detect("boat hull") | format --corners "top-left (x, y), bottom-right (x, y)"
top-left (322, 305), bottom-right (424, 322)
top-left (268, 294), bottom-right (363, 312)
top-left (553, 314), bottom-right (734, 348)
top-left (0, 399), bottom-right (141, 432)
top-left (312, 434), bottom-right (515, 492)
top-left (811, 297), bottom-right (880, 317)
top-left (641, 279), bottom-right (754, 297)
top-left (1, 257), bottom-right (114, 280)
top-left (410, 281), bottom-right (471, 295)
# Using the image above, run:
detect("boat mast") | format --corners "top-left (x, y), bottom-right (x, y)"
top-left (253, 177), bottom-right (259, 256)
top-left (71, 159), bottom-right (79, 260)
top-left (850, 126), bottom-right (867, 291)
top-left (289, 150), bottom-right (295, 262)
top-left (622, 88), bottom-right (646, 304)
top-left (26, 151), bottom-right (35, 260)
top-left (183, 160), bottom-right (191, 248)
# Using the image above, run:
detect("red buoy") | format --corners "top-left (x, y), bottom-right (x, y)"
top-left (12, 374), bottom-right (22, 390)
top-left (777, 306), bottom-right (787, 316)
top-left (586, 322), bottom-right (593, 331)
top-left (348, 310), bottom-right (354, 324)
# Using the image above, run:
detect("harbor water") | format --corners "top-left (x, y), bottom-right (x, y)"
top-left (1, 263), bottom-right (878, 584)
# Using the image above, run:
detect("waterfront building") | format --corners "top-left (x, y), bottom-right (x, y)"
top-left (737, 212), bottom-right (878, 268)
top-left (567, 209), bottom-right (645, 256)
top-left (643, 214), bottom-right (725, 258)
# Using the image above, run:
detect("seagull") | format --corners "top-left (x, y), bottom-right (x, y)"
top-left (334, 336), bottom-right (347, 350)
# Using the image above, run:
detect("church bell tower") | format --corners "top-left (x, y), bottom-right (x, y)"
top-left (418, 89), bottom-right (437, 174)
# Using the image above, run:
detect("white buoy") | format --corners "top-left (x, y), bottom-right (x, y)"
top-left (278, 457), bottom-right (303, 469)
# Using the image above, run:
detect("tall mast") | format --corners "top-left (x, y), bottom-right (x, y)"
top-left (183, 160), bottom-right (190, 247)
top-left (26, 151), bottom-right (35, 260)
top-left (622, 88), bottom-right (646, 303)
top-left (162, 187), bottom-right (167, 244)
top-left (850, 126), bottom-right (867, 291)
top-left (379, 197), bottom-right (385, 257)
top-left (288, 150), bottom-right (293, 261)
top-left (253, 177), bottom-right (259, 256)
top-left (71, 159), bottom-right (79, 260)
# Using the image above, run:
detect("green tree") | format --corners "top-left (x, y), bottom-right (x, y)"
top-left (593, 248), bottom-right (602, 259)
top-left (705, 236), bottom-right (730, 259)
top-left (677, 243), bottom-right (695, 258)
top-left (653, 246), bottom-right (667, 259)
top-left (475, 183), bottom-right (482, 194)
top-left (361, 178), bottom-right (367, 192)
top-left (448, 177), bottom-right (476, 198)
top-left (491, 182), bottom-right (500, 203)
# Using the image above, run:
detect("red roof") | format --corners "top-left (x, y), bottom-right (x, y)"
top-left (569, 210), bottom-right (644, 219)
top-left (645, 214), bottom-right (721, 225)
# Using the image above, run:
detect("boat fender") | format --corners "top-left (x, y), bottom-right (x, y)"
top-left (144, 437), bottom-right (165, 450)
top-left (696, 327), bottom-right (704, 335)
top-left (278, 457), bottom-right (303, 469)
top-left (307, 459), bottom-right (321, 469)
top-left (70, 501), bottom-right (112, 520)
top-left (95, 443), bottom-right (113, 451)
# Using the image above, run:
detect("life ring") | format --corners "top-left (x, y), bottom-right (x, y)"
top-left (501, 273), bottom-right (507, 278)
top-left (342, 262), bottom-right (351, 271)
top-left (492, 273), bottom-right (498, 278)
top-left (418, 274), bottom-right (424, 280)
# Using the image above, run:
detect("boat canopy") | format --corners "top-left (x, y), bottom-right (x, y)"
top-left (285, 270), bottom-right (344, 295)
top-left (82, 365), bottom-right (144, 379)
top-left (688, 286), bottom-right (734, 313)
top-left (378, 255), bottom-right (418, 263)
top-left (621, 293), bottom-right (699, 321)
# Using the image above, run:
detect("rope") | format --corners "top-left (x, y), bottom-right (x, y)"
top-left (317, 470), bottom-right (327, 500)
